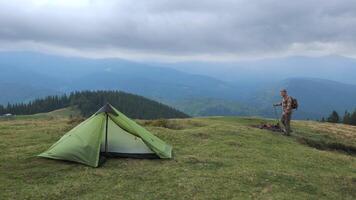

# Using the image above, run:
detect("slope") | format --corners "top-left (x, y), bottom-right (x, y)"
top-left (0, 115), bottom-right (354, 199)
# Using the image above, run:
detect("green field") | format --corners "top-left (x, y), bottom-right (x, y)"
top-left (0, 111), bottom-right (355, 199)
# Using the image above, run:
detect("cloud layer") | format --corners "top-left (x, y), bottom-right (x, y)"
top-left (0, 0), bottom-right (356, 60)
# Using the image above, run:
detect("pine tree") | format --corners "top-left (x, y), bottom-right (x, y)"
top-left (350, 110), bottom-right (356, 126)
top-left (321, 117), bottom-right (325, 122)
top-left (342, 111), bottom-right (351, 125)
top-left (327, 110), bottom-right (340, 123)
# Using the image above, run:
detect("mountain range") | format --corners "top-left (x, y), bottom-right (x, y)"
top-left (163, 55), bottom-right (356, 85)
top-left (0, 51), bottom-right (355, 119)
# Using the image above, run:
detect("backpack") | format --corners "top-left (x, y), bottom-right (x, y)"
top-left (290, 97), bottom-right (298, 110)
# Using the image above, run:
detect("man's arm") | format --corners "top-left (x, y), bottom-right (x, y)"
top-left (273, 102), bottom-right (282, 106)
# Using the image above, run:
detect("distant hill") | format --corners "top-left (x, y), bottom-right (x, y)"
top-left (1, 51), bottom-right (355, 119)
top-left (0, 82), bottom-right (58, 104)
top-left (0, 63), bottom-right (61, 104)
top-left (165, 98), bottom-right (259, 117)
top-left (166, 55), bottom-right (356, 85)
top-left (0, 90), bottom-right (189, 120)
top-left (0, 51), bottom-right (238, 104)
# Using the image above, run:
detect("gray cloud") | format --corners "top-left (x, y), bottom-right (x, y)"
top-left (0, 0), bottom-right (356, 60)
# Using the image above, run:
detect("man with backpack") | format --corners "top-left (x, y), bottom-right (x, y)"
top-left (273, 89), bottom-right (298, 136)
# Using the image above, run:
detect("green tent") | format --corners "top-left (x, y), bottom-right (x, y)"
top-left (38, 103), bottom-right (172, 167)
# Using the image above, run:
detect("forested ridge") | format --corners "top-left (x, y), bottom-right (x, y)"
top-left (0, 91), bottom-right (189, 119)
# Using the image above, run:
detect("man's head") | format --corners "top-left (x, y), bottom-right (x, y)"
top-left (280, 89), bottom-right (287, 97)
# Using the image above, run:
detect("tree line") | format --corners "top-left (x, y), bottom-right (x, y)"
top-left (321, 110), bottom-right (356, 125)
top-left (0, 90), bottom-right (189, 119)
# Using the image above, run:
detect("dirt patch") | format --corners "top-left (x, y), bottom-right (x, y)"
top-left (297, 121), bottom-right (356, 146)
top-left (252, 122), bottom-right (356, 155)
top-left (252, 123), bottom-right (284, 133)
top-left (296, 137), bottom-right (356, 155)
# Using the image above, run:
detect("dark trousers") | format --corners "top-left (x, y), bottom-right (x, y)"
top-left (281, 113), bottom-right (292, 135)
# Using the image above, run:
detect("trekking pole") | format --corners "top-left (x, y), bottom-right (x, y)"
top-left (273, 106), bottom-right (280, 125)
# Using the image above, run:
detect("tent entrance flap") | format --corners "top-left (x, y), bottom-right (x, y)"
top-left (100, 117), bottom-right (155, 155)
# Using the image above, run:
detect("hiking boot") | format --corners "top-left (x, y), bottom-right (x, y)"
top-left (282, 129), bottom-right (291, 136)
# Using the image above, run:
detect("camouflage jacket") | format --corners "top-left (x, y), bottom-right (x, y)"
top-left (276, 96), bottom-right (293, 114)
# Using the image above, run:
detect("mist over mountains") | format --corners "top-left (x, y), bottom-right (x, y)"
top-left (164, 55), bottom-right (356, 85)
top-left (0, 51), bottom-right (355, 119)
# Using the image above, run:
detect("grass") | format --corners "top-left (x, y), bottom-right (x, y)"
top-left (293, 121), bottom-right (356, 154)
top-left (0, 112), bottom-right (355, 199)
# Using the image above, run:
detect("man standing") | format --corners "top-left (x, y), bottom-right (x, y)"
top-left (274, 89), bottom-right (293, 136)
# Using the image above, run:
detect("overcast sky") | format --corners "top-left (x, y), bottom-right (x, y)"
top-left (0, 0), bottom-right (356, 61)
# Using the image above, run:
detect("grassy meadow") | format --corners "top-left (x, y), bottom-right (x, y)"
top-left (0, 110), bottom-right (355, 199)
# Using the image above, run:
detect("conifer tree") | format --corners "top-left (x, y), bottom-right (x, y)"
top-left (350, 110), bottom-right (356, 126)
top-left (342, 111), bottom-right (351, 125)
top-left (327, 110), bottom-right (340, 123)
